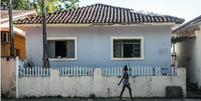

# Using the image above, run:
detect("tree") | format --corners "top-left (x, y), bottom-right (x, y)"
top-left (34, 0), bottom-right (59, 15)
top-left (1, 0), bottom-right (80, 14)
top-left (1, 0), bottom-right (31, 10)
top-left (57, 0), bottom-right (79, 11)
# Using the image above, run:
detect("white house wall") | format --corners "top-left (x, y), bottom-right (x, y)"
top-left (175, 25), bottom-right (201, 88)
top-left (25, 25), bottom-right (171, 72)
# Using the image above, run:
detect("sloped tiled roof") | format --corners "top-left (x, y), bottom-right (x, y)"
top-left (171, 27), bottom-right (198, 43)
top-left (1, 9), bottom-right (36, 20)
top-left (14, 3), bottom-right (185, 25)
top-left (172, 15), bottom-right (201, 34)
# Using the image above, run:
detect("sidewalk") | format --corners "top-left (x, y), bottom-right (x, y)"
top-left (1, 98), bottom-right (201, 101)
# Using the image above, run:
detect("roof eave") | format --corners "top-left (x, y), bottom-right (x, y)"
top-left (172, 15), bottom-right (201, 34)
top-left (0, 11), bottom-right (37, 22)
top-left (13, 22), bottom-right (176, 27)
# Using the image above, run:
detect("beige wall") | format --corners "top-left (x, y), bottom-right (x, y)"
top-left (1, 57), bottom-right (17, 98)
top-left (18, 68), bottom-right (186, 98)
top-left (174, 26), bottom-right (201, 88)
top-left (1, 31), bottom-right (26, 60)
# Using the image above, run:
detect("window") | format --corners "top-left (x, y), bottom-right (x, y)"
top-left (1, 31), bottom-right (10, 43)
top-left (111, 36), bottom-right (144, 60)
top-left (47, 37), bottom-right (77, 61)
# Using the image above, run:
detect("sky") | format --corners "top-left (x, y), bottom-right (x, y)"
top-left (79, 0), bottom-right (201, 22)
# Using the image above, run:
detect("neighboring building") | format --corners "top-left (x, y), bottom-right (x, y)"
top-left (171, 15), bottom-right (201, 88)
top-left (1, 10), bottom-right (37, 59)
top-left (14, 3), bottom-right (184, 73)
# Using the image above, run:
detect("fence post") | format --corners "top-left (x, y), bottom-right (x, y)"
top-left (79, 67), bottom-right (81, 76)
top-left (134, 66), bottom-right (137, 76)
top-left (141, 66), bottom-right (144, 75)
top-left (114, 67), bottom-right (116, 76)
top-left (108, 68), bottom-right (111, 76)
top-left (43, 67), bottom-right (46, 76)
top-left (155, 67), bottom-right (159, 76)
top-left (146, 66), bottom-right (149, 75)
top-left (29, 67), bottom-right (31, 77)
top-left (64, 67), bottom-right (66, 76)
top-left (70, 67), bottom-right (72, 76)
top-left (137, 66), bottom-right (140, 76)
top-left (144, 66), bottom-right (146, 75)
top-left (159, 67), bottom-right (162, 76)
top-left (40, 67), bottom-right (42, 76)
top-left (120, 67), bottom-right (123, 76)
top-left (85, 67), bottom-right (87, 76)
top-left (132, 66), bottom-right (134, 76)
top-left (111, 67), bottom-right (114, 76)
top-left (67, 67), bottom-right (70, 76)
top-left (35, 67), bottom-right (37, 76)
top-left (117, 67), bottom-right (119, 76)
top-left (61, 67), bottom-right (64, 76)
top-left (37, 67), bottom-right (39, 76)
top-left (32, 67), bottom-right (34, 76)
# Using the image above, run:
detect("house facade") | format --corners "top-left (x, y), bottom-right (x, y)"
top-left (172, 15), bottom-right (201, 88)
top-left (1, 10), bottom-right (37, 59)
top-left (14, 3), bottom-right (184, 73)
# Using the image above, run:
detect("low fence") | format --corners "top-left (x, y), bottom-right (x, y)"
top-left (19, 67), bottom-right (94, 77)
top-left (102, 66), bottom-right (162, 76)
top-left (18, 68), bottom-right (186, 98)
top-left (59, 67), bottom-right (94, 76)
top-left (19, 66), bottom-right (177, 77)
top-left (1, 57), bottom-right (185, 99)
top-left (19, 67), bottom-right (50, 77)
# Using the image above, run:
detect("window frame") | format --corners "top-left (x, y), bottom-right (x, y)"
top-left (47, 37), bottom-right (77, 61)
top-left (111, 36), bottom-right (144, 61)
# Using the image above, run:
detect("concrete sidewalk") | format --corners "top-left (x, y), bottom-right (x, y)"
top-left (1, 98), bottom-right (201, 101)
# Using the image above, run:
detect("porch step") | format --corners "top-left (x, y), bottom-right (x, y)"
top-left (187, 82), bottom-right (201, 98)
top-left (187, 90), bottom-right (201, 98)
top-left (187, 82), bottom-right (198, 91)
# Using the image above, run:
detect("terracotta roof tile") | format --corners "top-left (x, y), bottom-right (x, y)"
top-left (14, 3), bottom-right (184, 25)
top-left (1, 9), bottom-right (36, 20)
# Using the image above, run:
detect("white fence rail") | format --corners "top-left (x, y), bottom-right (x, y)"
top-left (19, 66), bottom-right (172, 77)
top-left (59, 66), bottom-right (94, 76)
top-left (102, 66), bottom-right (162, 76)
top-left (19, 67), bottom-right (50, 77)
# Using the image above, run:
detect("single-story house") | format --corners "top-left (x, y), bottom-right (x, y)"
top-left (14, 3), bottom-right (184, 73)
top-left (171, 15), bottom-right (201, 88)
top-left (1, 10), bottom-right (37, 59)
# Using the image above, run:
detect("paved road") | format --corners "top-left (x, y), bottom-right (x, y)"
top-left (1, 98), bottom-right (201, 101)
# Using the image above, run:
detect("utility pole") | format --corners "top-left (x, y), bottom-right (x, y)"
top-left (9, 0), bottom-right (15, 56)
top-left (42, 0), bottom-right (50, 68)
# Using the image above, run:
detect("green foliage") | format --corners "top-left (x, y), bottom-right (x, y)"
top-left (57, 0), bottom-right (79, 10)
top-left (1, 0), bottom-right (30, 10)
top-left (35, 0), bottom-right (59, 15)
top-left (1, 0), bottom-right (80, 15)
